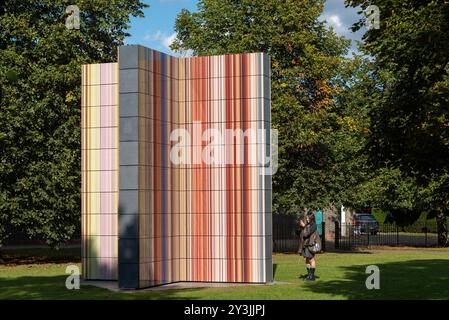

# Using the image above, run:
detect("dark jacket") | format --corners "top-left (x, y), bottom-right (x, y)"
top-left (298, 222), bottom-right (317, 254)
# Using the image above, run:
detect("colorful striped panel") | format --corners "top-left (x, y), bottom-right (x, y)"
top-left (118, 45), bottom-right (272, 289)
top-left (81, 63), bottom-right (119, 280)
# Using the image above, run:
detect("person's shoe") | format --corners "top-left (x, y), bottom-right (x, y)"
top-left (305, 268), bottom-right (316, 281)
top-left (303, 267), bottom-right (311, 280)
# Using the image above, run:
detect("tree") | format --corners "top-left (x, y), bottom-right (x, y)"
top-left (346, 0), bottom-right (449, 245)
top-left (172, 0), bottom-right (351, 213)
top-left (0, 0), bottom-right (147, 248)
top-left (326, 55), bottom-right (375, 209)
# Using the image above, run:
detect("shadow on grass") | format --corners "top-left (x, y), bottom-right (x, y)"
top-left (306, 259), bottom-right (449, 299)
top-left (0, 274), bottom-right (209, 300)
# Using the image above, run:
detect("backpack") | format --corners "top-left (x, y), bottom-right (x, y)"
top-left (308, 230), bottom-right (322, 253)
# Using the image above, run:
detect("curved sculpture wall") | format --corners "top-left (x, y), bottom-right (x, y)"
top-left (82, 45), bottom-right (272, 289)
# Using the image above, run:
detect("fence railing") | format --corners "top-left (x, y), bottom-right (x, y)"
top-left (334, 221), bottom-right (438, 248)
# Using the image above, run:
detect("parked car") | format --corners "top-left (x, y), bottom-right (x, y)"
top-left (353, 213), bottom-right (379, 235)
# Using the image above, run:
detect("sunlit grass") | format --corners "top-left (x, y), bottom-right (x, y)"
top-left (1, 251), bottom-right (448, 299)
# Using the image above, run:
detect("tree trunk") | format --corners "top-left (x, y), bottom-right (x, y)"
top-left (436, 212), bottom-right (448, 247)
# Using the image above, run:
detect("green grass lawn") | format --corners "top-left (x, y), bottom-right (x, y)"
top-left (1, 250), bottom-right (449, 299)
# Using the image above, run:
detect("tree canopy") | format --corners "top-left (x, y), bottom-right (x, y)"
top-left (0, 0), bottom-right (147, 247)
top-left (345, 0), bottom-right (449, 243)
top-left (172, 0), bottom-right (357, 212)
top-left (1, 0), bottom-right (448, 247)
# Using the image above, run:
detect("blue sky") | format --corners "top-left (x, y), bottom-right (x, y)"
top-left (125, 0), bottom-right (365, 55)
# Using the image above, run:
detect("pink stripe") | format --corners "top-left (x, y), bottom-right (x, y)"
top-left (100, 84), bottom-right (116, 106)
top-left (100, 127), bottom-right (115, 149)
top-left (100, 170), bottom-right (116, 192)
top-left (101, 64), bottom-right (115, 84)
top-left (100, 148), bottom-right (116, 171)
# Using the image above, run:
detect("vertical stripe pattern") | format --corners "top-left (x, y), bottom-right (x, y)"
top-left (81, 63), bottom-right (119, 280)
top-left (83, 45), bottom-right (271, 287)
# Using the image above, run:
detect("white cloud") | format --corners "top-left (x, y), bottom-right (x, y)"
top-left (178, 49), bottom-right (194, 58)
top-left (163, 32), bottom-right (177, 49)
top-left (328, 15), bottom-right (343, 28)
top-left (321, 0), bottom-right (365, 55)
top-left (143, 31), bottom-right (194, 57)
top-left (143, 31), bottom-right (177, 51)
top-left (156, 0), bottom-right (188, 3)
top-left (322, 13), bottom-right (347, 35)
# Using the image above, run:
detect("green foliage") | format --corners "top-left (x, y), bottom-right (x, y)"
top-left (371, 208), bottom-right (387, 224)
top-left (0, 0), bottom-right (147, 247)
top-left (2, 0), bottom-right (447, 247)
top-left (372, 209), bottom-right (445, 233)
top-left (172, 0), bottom-right (352, 212)
top-left (326, 55), bottom-right (377, 208)
top-left (345, 0), bottom-right (449, 239)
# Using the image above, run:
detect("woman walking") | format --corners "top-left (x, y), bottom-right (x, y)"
top-left (297, 210), bottom-right (318, 281)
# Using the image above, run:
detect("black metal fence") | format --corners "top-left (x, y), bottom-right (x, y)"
top-left (335, 221), bottom-right (438, 248)
top-left (272, 214), bottom-right (325, 253)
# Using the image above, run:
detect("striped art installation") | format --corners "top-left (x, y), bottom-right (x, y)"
top-left (81, 62), bottom-right (119, 280)
top-left (81, 45), bottom-right (272, 289)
